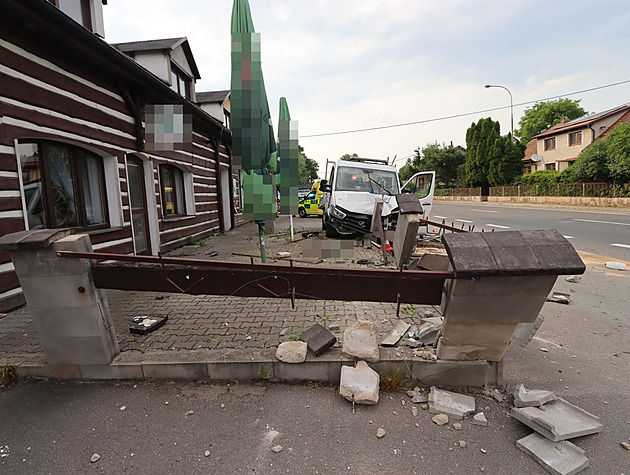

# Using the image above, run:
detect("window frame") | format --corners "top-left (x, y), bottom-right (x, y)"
top-left (169, 62), bottom-right (192, 100)
top-left (48, 0), bottom-right (92, 30)
top-left (18, 140), bottom-right (109, 231)
top-left (568, 131), bottom-right (583, 146)
top-left (544, 137), bottom-right (556, 151)
top-left (545, 163), bottom-right (556, 171)
top-left (159, 164), bottom-right (187, 218)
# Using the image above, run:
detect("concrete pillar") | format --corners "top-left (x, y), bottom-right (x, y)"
top-left (393, 213), bottom-right (420, 268)
top-left (0, 230), bottom-right (119, 366)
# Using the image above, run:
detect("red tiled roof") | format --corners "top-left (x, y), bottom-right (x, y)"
top-left (534, 103), bottom-right (630, 139)
top-left (522, 138), bottom-right (537, 161)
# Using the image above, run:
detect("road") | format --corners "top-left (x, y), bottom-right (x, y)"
top-left (430, 202), bottom-right (630, 262)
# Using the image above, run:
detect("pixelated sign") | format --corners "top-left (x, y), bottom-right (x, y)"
top-left (145, 104), bottom-right (192, 151)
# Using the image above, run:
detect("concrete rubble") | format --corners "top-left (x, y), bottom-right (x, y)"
top-left (428, 386), bottom-right (475, 420)
top-left (513, 384), bottom-right (557, 408)
top-left (511, 397), bottom-right (603, 442)
top-left (432, 414), bottom-right (449, 426)
top-left (275, 341), bottom-right (307, 364)
top-left (472, 412), bottom-right (488, 426)
top-left (342, 321), bottom-right (379, 363)
top-left (300, 323), bottom-right (337, 356)
top-left (339, 361), bottom-right (380, 405)
top-left (381, 320), bottom-right (411, 346)
top-left (516, 433), bottom-right (589, 475)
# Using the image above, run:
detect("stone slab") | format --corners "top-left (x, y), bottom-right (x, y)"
top-left (396, 193), bottom-right (423, 214)
top-left (514, 384), bottom-right (557, 408)
top-left (275, 341), bottom-right (307, 363)
top-left (300, 323), bottom-right (337, 356)
top-left (381, 320), bottom-right (411, 346)
top-left (511, 398), bottom-right (603, 442)
top-left (519, 229), bottom-right (586, 276)
top-left (342, 321), bottom-right (379, 362)
top-left (517, 432), bottom-right (589, 475)
top-left (394, 213), bottom-right (420, 267)
top-left (339, 360), bottom-right (380, 405)
top-left (428, 386), bottom-right (475, 419)
top-left (442, 232), bottom-right (498, 278)
top-left (0, 229), bottom-right (71, 250)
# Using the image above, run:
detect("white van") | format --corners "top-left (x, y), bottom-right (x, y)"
top-left (320, 158), bottom-right (435, 238)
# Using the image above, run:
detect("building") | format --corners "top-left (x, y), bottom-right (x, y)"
top-left (0, 0), bottom-right (236, 311)
top-left (522, 103), bottom-right (630, 173)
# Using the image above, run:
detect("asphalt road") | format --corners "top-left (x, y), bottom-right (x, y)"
top-left (430, 202), bottom-right (630, 262)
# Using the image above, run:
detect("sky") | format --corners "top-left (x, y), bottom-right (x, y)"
top-left (103, 0), bottom-right (630, 176)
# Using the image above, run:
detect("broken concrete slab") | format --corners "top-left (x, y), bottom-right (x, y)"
top-left (339, 361), bottom-right (380, 405)
top-left (300, 323), bottom-right (337, 356)
top-left (342, 321), bottom-right (379, 363)
top-left (275, 341), bottom-right (307, 364)
top-left (381, 320), bottom-right (411, 346)
top-left (513, 313), bottom-right (545, 348)
top-left (436, 337), bottom-right (510, 362)
top-left (511, 398), bottom-right (603, 442)
top-left (513, 384), bottom-right (557, 408)
top-left (428, 386), bottom-right (475, 420)
top-left (472, 412), bottom-right (488, 426)
top-left (516, 432), bottom-right (589, 475)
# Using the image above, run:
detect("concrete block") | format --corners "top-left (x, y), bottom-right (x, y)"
top-left (15, 364), bottom-right (81, 379)
top-left (513, 384), bottom-right (557, 408)
top-left (10, 248), bottom-right (88, 278)
top-left (410, 360), bottom-right (497, 388)
top-left (339, 361), bottom-right (380, 405)
top-left (513, 313), bottom-right (545, 348)
top-left (442, 322), bottom-right (518, 342)
top-left (142, 362), bottom-right (208, 379)
top-left (40, 336), bottom-right (118, 366)
top-left (381, 320), bottom-right (411, 346)
top-left (519, 229), bottom-right (586, 276)
top-left (19, 274), bottom-right (99, 309)
top-left (428, 386), bottom-right (475, 419)
top-left (511, 398), bottom-right (603, 442)
top-left (80, 363), bottom-right (144, 380)
top-left (274, 360), bottom-right (342, 382)
top-left (342, 321), bottom-right (379, 362)
top-left (394, 213), bottom-right (420, 267)
top-left (52, 233), bottom-right (94, 253)
top-left (481, 231), bottom-right (541, 276)
top-left (300, 323), bottom-right (337, 356)
top-left (436, 336), bottom-right (509, 361)
top-left (516, 432), bottom-right (589, 475)
top-left (207, 361), bottom-right (272, 381)
top-left (442, 232), bottom-right (498, 278)
top-left (275, 341), bottom-right (307, 363)
top-left (30, 306), bottom-right (106, 339)
top-left (0, 229), bottom-right (71, 250)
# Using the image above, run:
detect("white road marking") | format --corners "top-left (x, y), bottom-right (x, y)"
top-left (574, 218), bottom-right (630, 226)
top-left (455, 219), bottom-right (474, 223)
top-left (470, 209), bottom-right (498, 213)
top-left (611, 243), bottom-right (630, 249)
top-left (486, 223), bottom-right (511, 229)
top-left (563, 235), bottom-right (575, 239)
top-left (433, 215), bottom-right (448, 219)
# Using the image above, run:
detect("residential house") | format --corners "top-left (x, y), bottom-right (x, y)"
top-left (0, 0), bottom-right (235, 311)
top-left (522, 103), bottom-right (630, 173)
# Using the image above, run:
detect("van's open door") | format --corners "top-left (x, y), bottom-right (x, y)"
top-left (401, 171), bottom-right (436, 221)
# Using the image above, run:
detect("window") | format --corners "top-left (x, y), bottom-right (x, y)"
top-left (545, 163), bottom-right (556, 171)
top-left (335, 166), bottom-right (400, 195)
top-left (569, 131), bottom-right (583, 146)
top-left (49, 0), bottom-right (92, 29)
top-left (544, 138), bottom-right (556, 151)
top-left (160, 165), bottom-right (186, 217)
top-left (169, 63), bottom-right (192, 100)
top-left (524, 166), bottom-right (532, 174)
top-left (17, 141), bottom-right (108, 230)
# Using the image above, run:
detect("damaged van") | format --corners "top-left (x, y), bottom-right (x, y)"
top-left (320, 157), bottom-right (435, 238)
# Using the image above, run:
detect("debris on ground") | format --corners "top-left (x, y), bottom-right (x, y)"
top-left (376, 428), bottom-right (386, 438)
top-left (277, 251), bottom-right (291, 258)
top-left (472, 412), bottom-right (488, 427)
top-left (342, 321), bottom-right (379, 362)
top-left (90, 453), bottom-right (100, 463)
top-left (603, 261), bottom-right (626, 271)
top-left (453, 422), bottom-right (462, 430)
top-left (328, 324), bottom-right (341, 332)
top-left (546, 292), bottom-right (571, 305)
top-left (339, 360), bottom-right (380, 405)
top-left (381, 320), bottom-right (411, 346)
top-left (513, 384), bottom-right (557, 408)
top-left (428, 387), bottom-right (475, 420)
top-left (565, 275), bottom-right (581, 283)
top-left (204, 450), bottom-right (210, 457)
top-left (488, 388), bottom-right (504, 403)
top-left (432, 414), bottom-right (449, 426)
top-left (271, 445), bottom-right (283, 453)
top-left (411, 406), bottom-right (418, 417)
top-left (621, 442), bottom-right (630, 451)
top-left (412, 349), bottom-right (438, 360)
top-left (129, 315), bottom-right (168, 335)
top-left (517, 433), bottom-right (589, 475)
top-left (275, 341), bottom-right (308, 363)
top-left (186, 410), bottom-right (195, 416)
top-left (300, 323), bottom-right (337, 356)
top-left (459, 440), bottom-right (467, 448)
top-left (119, 405), bottom-right (126, 411)
top-left (280, 328), bottom-right (289, 337)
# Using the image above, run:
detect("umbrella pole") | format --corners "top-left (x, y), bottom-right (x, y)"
top-left (256, 220), bottom-right (267, 263)
top-left (289, 214), bottom-right (294, 241)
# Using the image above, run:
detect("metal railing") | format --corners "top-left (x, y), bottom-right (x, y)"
top-left (489, 183), bottom-right (630, 198)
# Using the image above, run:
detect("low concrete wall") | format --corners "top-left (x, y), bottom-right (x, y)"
top-left (435, 195), bottom-right (630, 208)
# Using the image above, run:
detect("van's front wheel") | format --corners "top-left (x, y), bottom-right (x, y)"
top-left (298, 207), bottom-right (307, 218)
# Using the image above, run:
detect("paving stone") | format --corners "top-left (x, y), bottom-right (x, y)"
top-left (275, 341), bottom-right (307, 363)
top-left (511, 398), bottom-right (603, 442)
top-left (339, 361), bottom-right (380, 405)
top-left (342, 321), bottom-right (379, 363)
top-left (516, 432), bottom-right (589, 475)
top-left (300, 323), bottom-right (337, 356)
top-left (428, 386), bottom-right (475, 420)
top-left (513, 383), bottom-right (557, 408)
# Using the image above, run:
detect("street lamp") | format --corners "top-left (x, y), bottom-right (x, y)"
top-left (485, 84), bottom-right (514, 141)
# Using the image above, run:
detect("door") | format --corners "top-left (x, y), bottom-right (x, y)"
top-left (127, 157), bottom-right (150, 254)
top-left (401, 171), bottom-right (436, 221)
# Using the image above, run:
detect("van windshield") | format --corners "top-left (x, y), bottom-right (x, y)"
top-left (335, 167), bottom-right (399, 195)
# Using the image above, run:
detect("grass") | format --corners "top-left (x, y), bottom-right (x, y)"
top-left (257, 365), bottom-right (271, 380)
top-left (0, 364), bottom-right (16, 385)
top-left (402, 304), bottom-right (416, 315)
top-left (379, 367), bottom-right (410, 392)
top-left (288, 332), bottom-right (302, 341)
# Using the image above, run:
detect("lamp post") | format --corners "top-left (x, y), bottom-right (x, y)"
top-left (485, 84), bottom-right (514, 141)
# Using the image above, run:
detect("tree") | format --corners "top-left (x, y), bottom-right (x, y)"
top-left (398, 142), bottom-right (465, 186)
top-left (297, 145), bottom-right (319, 184)
top-left (339, 153), bottom-right (359, 161)
top-left (465, 118), bottom-right (499, 192)
top-left (488, 135), bottom-right (525, 186)
top-left (563, 139), bottom-right (609, 183)
top-left (516, 99), bottom-right (587, 143)
top-left (605, 123), bottom-right (630, 183)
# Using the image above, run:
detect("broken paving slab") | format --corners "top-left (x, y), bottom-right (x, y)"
top-left (514, 384), bottom-right (557, 408)
top-left (428, 386), bottom-right (475, 420)
top-left (339, 361), bottom-right (380, 405)
top-left (511, 398), bottom-right (603, 442)
top-left (517, 432), bottom-right (589, 475)
top-left (275, 341), bottom-right (307, 364)
top-left (300, 323), bottom-right (337, 356)
top-left (472, 412), bottom-right (488, 426)
top-left (381, 320), bottom-right (411, 346)
top-left (342, 321), bottom-right (379, 362)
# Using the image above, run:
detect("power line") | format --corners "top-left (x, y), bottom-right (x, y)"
top-left (300, 78), bottom-right (630, 138)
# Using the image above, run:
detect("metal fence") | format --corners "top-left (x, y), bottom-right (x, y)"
top-left (435, 187), bottom-right (482, 196)
top-left (488, 183), bottom-right (630, 198)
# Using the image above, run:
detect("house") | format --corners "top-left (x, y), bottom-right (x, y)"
top-left (522, 103), bottom-right (630, 173)
top-left (0, 0), bottom-right (236, 311)
top-left (197, 90), bottom-right (231, 129)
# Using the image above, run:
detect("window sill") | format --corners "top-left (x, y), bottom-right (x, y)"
top-left (87, 226), bottom-right (123, 236)
top-left (163, 215), bottom-right (196, 223)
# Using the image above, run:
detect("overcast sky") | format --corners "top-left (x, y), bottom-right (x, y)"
top-left (104, 0), bottom-right (630, 175)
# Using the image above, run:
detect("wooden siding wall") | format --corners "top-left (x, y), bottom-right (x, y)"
top-left (0, 36), bottom-right (230, 311)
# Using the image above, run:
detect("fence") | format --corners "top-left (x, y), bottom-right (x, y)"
top-left (489, 182), bottom-right (630, 198)
top-left (435, 187), bottom-right (482, 197)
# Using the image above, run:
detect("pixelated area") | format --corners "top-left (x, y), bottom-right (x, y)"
top-left (145, 104), bottom-right (192, 151)
top-left (303, 239), bottom-right (354, 259)
top-left (242, 171), bottom-right (277, 221)
top-left (278, 119), bottom-right (299, 215)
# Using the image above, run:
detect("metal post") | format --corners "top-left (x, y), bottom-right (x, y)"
top-left (289, 214), bottom-right (294, 242)
top-left (256, 220), bottom-right (267, 263)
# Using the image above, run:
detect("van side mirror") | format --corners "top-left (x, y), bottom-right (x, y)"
top-left (320, 180), bottom-right (331, 192)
